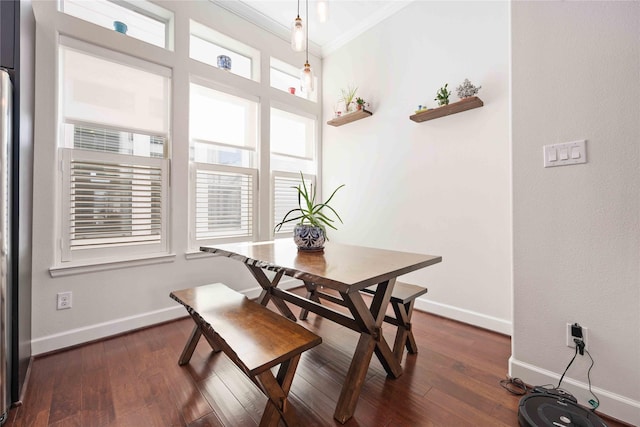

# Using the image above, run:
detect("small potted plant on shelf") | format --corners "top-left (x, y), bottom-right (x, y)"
top-left (435, 83), bottom-right (451, 106)
top-left (355, 97), bottom-right (367, 110)
top-left (340, 85), bottom-right (358, 113)
top-left (274, 172), bottom-right (345, 252)
top-left (456, 78), bottom-right (481, 99)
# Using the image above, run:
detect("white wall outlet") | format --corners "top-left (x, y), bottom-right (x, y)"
top-left (566, 322), bottom-right (588, 348)
top-left (57, 292), bottom-right (72, 310)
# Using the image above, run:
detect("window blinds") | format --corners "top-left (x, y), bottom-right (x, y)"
top-left (193, 166), bottom-right (256, 240)
top-left (62, 149), bottom-right (168, 258)
top-left (60, 42), bottom-right (170, 136)
top-left (273, 172), bottom-right (314, 234)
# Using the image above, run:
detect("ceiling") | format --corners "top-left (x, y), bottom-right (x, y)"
top-left (213, 0), bottom-right (412, 57)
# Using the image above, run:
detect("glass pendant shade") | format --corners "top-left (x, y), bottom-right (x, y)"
top-left (300, 62), bottom-right (314, 92)
top-left (291, 17), bottom-right (305, 52)
top-left (317, 0), bottom-right (328, 23)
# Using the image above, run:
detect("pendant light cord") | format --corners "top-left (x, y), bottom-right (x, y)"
top-left (305, 0), bottom-right (309, 63)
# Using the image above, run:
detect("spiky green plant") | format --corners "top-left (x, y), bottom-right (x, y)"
top-left (274, 172), bottom-right (345, 234)
top-left (435, 83), bottom-right (451, 106)
top-left (340, 85), bottom-right (358, 112)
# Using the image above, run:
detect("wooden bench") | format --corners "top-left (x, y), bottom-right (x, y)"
top-left (361, 282), bottom-right (428, 362)
top-left (170, 283), bottom-right (322, 427)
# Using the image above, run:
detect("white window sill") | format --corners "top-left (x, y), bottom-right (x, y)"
top-left (49, 253), bottom-right (177, 278)
top-left (184, 250), bottom-right (216, 260)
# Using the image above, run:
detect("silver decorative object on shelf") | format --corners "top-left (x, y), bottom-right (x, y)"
top-left (456, 78), bottom-right (481, 99)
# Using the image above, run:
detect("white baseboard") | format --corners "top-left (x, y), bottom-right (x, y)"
top-left (31, 305), bottom-right (186, 355)
top-left (31, 279), bottom-right (304, 356)
top-left (510, 357), bottom-right (640, 426)
top-left (414, 297), bottom-right (512, 336)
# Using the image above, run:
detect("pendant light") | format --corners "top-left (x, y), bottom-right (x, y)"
top-left (317, 0), bottom-right (329, 23)
top-left (291, 0), bottom-right (305, 52)
top-left (300, 0), bottom-right (314, 92)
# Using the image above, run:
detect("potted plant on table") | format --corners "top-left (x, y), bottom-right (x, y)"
top-left (274, 172), bottom-right (345, 252)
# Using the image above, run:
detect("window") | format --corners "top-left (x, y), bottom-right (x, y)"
top-left (190, 21), bottom-right (260, 82)
top-left (35, 0), bottom-right (323, 273)
top-left (60, 0), bottom-right (174, 49)
top-left (270, 107), bottom-right (317, 235)
top-left (270, 57), bottom-right (317, 102)
top-left (58, 39), bottom-right (171, 263)
top-left (190, 82), bottom-right (258, 167)
top-left (270, 106), bottom-right (316, 175)
top-left (60, 149), bottom-right (168, 262)
top-left (192, 166), bottom-right (257, 242)
top-left (189, 82), bottom-right (259, 247)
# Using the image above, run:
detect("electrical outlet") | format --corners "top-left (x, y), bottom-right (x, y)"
top-left (566, 322), bottom-right (587, 349)
top-left (57, 292), bottom-right (72, 310)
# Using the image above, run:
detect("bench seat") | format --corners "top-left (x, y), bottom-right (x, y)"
top-left (170, 283), bottom-right (321, 427)
top-left (361, 282), bottom-right (427, 361)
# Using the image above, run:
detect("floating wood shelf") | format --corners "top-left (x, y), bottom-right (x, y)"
top-left (409, 96), bottom-right (483, 123)
top-left (327, 109), bottom-right (373, 127)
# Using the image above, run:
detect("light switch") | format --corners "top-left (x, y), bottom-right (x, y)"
top-left (559, 149), bottom-right (569, 160)
top-left (543, 140), bottom-right (587, 168)
top-left (571, 148), bottom-right (581, 159)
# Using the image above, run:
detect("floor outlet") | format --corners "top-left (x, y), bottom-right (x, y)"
top-left (57, 292), bottom-right (72, 310)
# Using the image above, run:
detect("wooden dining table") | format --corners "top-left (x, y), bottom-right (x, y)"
top-left (200, 239), bottom-right (442, 424)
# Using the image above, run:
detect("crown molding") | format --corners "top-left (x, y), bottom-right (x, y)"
top-left (211, 0), bottom-right (414, 59)
top-left (210, 0), bottom-right (323, 58)
top-left (321, 1), bottom-right (413, 57)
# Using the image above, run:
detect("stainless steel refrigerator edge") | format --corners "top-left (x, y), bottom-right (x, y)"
top-left (0, 0), bottom-right (34, 423)
top-left (0, 67), bottom-right (11, 426)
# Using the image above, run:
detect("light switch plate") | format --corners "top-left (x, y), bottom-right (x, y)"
top-left (544, 140), bottom-right (587, 168)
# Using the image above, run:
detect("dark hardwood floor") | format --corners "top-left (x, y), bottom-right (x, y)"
top-left (4, 291), bottom-right (629, 427)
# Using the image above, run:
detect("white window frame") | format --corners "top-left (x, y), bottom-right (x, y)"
top-left (33, 0), bottom-right (323, 273)
top-left (56, 38), bottom-right (172, 267)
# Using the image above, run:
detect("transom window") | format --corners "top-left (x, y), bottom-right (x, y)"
top-left (60, 0), bottom-right (173, 49)
top-left (190, 20), bottom-right (260, 82)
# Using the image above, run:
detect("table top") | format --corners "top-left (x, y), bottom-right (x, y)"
top-left (201, 240), bottom-right (442, 293)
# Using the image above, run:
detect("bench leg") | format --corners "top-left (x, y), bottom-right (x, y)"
top-left (178, 325), bottom-right (202, 365)
top-left (256, 354), bottom-right (302, 427)
top-left (299, 281), bottom-right (321, 320)
top-left (391, 300), bottom-right (418, 362)
top-left (179, 321), bottom-right (223, 366)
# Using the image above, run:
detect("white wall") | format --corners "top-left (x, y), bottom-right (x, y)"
top-left (30, 1), bottom-right (319, 354)
top-left (511, 2), bottom-right (640, 424)
top-left (322, 1), bottom-right (511, 333)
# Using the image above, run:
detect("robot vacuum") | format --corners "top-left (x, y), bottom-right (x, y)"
top-left (518, 389), bottom-right (608, 427)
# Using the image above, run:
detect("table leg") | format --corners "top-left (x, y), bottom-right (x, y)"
top-left (334, 283), bottom-right (403, 423)
top-left (299, 281), bottom-right (321, 320)
top-left (333, 332), bottom-right (376, 423)
top-left (246, 265), bottom-right (297, 321)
